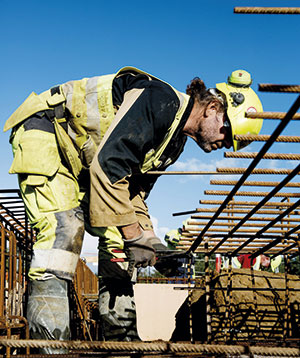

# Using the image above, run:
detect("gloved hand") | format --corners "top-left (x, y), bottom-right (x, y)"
top-left (148, 237), bottom-right (186, 277)
top-left (148, 236), bottom-right (169, 252)
top-left (124, 232), bottom-right (156, 268)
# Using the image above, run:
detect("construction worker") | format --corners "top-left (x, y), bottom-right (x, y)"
top-left (4, 67), bottom-right (262, 352)
top-left (164, 220), bottom-right (197, 279)
top-left (232, 254), bottom-right (282, 272)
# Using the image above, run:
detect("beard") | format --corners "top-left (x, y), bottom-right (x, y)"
top-left (195, 132), bottom-right (213, 153)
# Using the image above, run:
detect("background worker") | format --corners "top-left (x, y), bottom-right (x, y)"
top-left (232, 254), bottom-right (282, 272)
top-left (164, 219), bottom-right (197, 279)
top-left (4, 67), bottom-right (262, 352)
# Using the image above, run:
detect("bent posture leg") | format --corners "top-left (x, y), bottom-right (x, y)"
top-left (11, 123), bottom-right (84, 353)
top-left (87, 225), bottom-right (139, 341)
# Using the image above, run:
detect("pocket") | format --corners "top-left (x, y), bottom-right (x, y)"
top-left (9, 129), bottom-right (60, 176)
top-left (29, 175), bottom-right (59, 212)
top-left (19, 174), bottom-right (59, 216)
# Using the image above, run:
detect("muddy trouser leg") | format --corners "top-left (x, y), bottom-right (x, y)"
top-left (86, 225), bottom-right (140, 341)
top-left (17, 157), bottom-right (84, 352)
top-left (24, 207), bottom-right (85, 355)
top-left (98, 263), bottom-right (139, 341)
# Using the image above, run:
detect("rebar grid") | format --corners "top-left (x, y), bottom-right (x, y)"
top-left (234, 7), bottom-right (300, 15)
top-left (184, 94), bottom-right (300, 255)
top-left (178, 245), bottom-right (299, 255)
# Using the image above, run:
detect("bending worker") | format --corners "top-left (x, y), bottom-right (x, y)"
top-left (4, 67), bottom-right (263, 352)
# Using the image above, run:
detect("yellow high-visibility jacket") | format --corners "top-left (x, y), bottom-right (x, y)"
top-left (5, 67), bottom-right (193, 229)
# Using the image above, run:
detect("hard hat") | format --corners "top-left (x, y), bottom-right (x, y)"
top-left (182, 218), bottom-right (198, 232)
top-left (216, 69), bottom-right (263, 151)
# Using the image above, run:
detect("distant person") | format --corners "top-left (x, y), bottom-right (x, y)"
top-left (164, 219), bottom-right (198, 279)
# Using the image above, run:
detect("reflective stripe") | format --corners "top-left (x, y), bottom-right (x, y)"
top-left (62, 81), bottom-right (74, 114)
top-left (72, 78), bottom-right (88, 148)
top-left (141, 91), bottom-right (190, 173)
top-left (85, 77), bottom-right (101, 145)
top-left (62, 74), bottom-right (115, 149)
top-left (96, 74), bottom-right (115, 140)
top-left (31, 248), bottom-right (79, 275)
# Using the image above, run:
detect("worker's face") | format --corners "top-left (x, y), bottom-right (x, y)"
top-left (195, 104), bottom-right (232, 153)
top-left (261, 255), bottom-right (271, 268)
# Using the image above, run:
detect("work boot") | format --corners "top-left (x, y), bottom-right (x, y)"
top-left (27, 276), bottom-right (70, 354)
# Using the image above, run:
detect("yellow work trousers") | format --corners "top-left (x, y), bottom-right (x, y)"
top-left (10, 123), bottom-right (84, 280)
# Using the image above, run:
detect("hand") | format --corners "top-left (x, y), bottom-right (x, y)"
top-left (148, 236), bottom-right (169, 252)
top-left (124, 232), bottom-right (156, 268)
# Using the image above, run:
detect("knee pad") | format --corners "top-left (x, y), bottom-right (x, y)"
top-left (30, 207), bottom-right (85, 280)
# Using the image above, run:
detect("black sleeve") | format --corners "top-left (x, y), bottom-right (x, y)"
top-left (98, 79), bottom-right (180, 184)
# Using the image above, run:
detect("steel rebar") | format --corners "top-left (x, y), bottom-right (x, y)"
top-left (1, 339), bottom-right (300, 356)
top-left (188, 221), bottom-right (298, 229)
top-left (217, 167), bottom-right (300, 175)
top-left (146, 170), bottom-right (231, 175)
top-left (192, 215), bottom-right (300, 222)
top-left (200, 200), bottom-right (296, 207)
top-left (173, 207), bottom-right (300, 216)
top-left (259, 84), bottom-right (300, 92)
top-left (234, 134), bottom-right (300, 142)
top-left (205, 190), bottom-right (300, 198)
top-left (246, 111), bottom-right (300, 119)
top-left (224, 151), bottom-right (300, 160)
top-left (234, 7), bottom-right (300, 15)
top-left (210, 179), bottom-right (300, 187)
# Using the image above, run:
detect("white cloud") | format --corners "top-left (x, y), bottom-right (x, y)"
top-left (172, 157), bottom-right (215, 172)
top-left (170, 156), bottom-right (244, 183)
top-left (266, 159), bottom-right (280, 170)
top-left (151, 215), bottom-right (170, 242)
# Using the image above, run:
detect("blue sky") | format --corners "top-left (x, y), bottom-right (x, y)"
top-left (1, 0), bottom-right (300, 258)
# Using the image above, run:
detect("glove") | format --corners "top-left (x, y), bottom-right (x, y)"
top-left (148, 236), bottom-right (169, 252)
top-left (149, 237), bottom-right (186, 277)
top-left (124, 232), bottom-right (156, 268)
